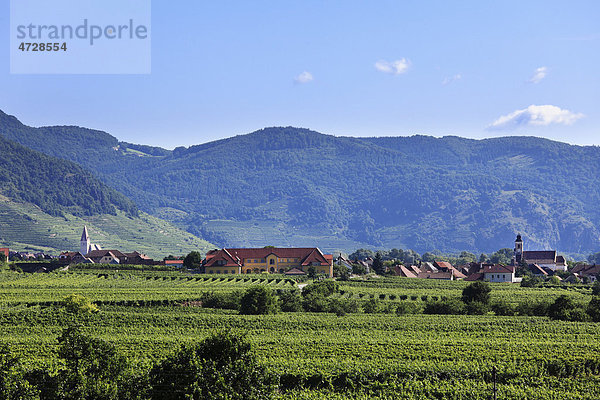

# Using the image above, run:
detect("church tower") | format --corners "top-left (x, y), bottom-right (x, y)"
top-left (80, 226), bottom-right (91, 255)
top-left (514, 234), bottom-right (524, 264)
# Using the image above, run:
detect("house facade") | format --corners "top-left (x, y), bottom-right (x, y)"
top-left (481, 264), bottom-right (516, 283)
top-left (203, 247), bottom-right (333, 277)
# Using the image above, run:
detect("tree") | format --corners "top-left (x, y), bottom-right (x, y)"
top-left (592, 281), bottom-right (600, 296)
top-left (239, 286), bottom-right (279, 315)
top-left (302, 280), bottom-right (339, 312)
top-left (55, 325), bottom-right (128, 400)
top-left (183, 251), bottom-right (203, 269)
top-left (149, 331), bottom-right (274, 400)
top-left (372, 252), bottom-right (385, 275)
top-left (548, 295), bottom-right (579, 321)
top-left (0, 346), bottom-right (37, 400)
top-left (462, 281), bottom-right (491, 305)
top-left (352, 263), bottom-right (366, 275)
top-left (489, 248), bottom-right (513, 265)
top-left (307, 266), bottom-right (317, 279)
top-left (587, 297), bottom-right (600, 322)
top-left (421, 252), bottom-right (436, 263)
top-left (63, 294), bottom-right (99, 314)
top-left (278, 289), bottom-right (302, 312)
top-left (333, 264), bottom-right (349, 280)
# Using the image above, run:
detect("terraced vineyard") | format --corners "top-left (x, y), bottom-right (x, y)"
top-left (1, 271), bottom-right (599, 399)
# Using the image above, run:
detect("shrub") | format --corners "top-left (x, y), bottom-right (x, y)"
top-left (462, 282), bottom-right (491, 305)
top-left (63, 294), bottom-right (99, 314)
top-left (395, 302), bottom-right (420, 315)
top-left (239, 286), bottom-right (279, 315)
top-left (278, 289), bottom-right (303, 312)
top-left (423, 299), bottom-right (465, 315)
top-left (363, 298), bottom-right (381, 314)
top-left (491, 300), bottom-right (515, 316)
top-left (586, 297), bottom-right (600, 322)
top-left (465, 301), bottom-right (489, 315)
top-left (149, 331), bottom-right (275, 400)
top-left (548, 295), bottom-right (577, 321)
top-left (200, 291), bottom-right (242, 310)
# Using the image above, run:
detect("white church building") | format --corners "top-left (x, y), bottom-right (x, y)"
top-left (80, 226), bottom-right (102, 255)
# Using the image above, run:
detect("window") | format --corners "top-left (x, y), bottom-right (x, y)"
top-left (269, 259), bottom-right (275, 265)
top-left (232, 270), bottom-right (235, 274)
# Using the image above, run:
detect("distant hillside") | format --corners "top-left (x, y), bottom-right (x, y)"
top-left (0, 198), bottom-right (213, 258)
top-left (0, 130), bottom-right (213, 257)
top-left (0, 134), bottom-right (137, 217)
top-left (2, 110), bottom-right (600, 254)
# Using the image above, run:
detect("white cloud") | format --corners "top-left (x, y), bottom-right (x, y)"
top-left (442, 74), bottom-right (462, 85)
top-left (529, 66), bottom-right (547, 84)
top-left (488, 105), bottom-right (584, 130)
top-left (374, 58), bottom-right (410, 75)
top-left (294, 71), bottom-right (313, 84)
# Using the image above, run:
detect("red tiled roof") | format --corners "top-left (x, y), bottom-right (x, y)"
top-left (529, 264), bottom-right (548, 276)
top-left (394, 265), bottom-right (416, 278)
top-left (465, 273), bottom-right (484, 281)
top-left (204, 248), bottom-right (331, 268)
top-left (86, 249), bottom-right (127, 259)
top-left (417, 271), bottom-right (453, 280)
top-left (579, 265), bottom-right (600, 277)
top-left (165, 260), bottom-right (184, 265)
top-left (434, 261), bottom-right (453, 270)
top-left (284, 267), bottom-right (306, 275)
top-left (523, 250), bottom-right (556, 262)
top-left (480, 264), bottom-right (514, 274)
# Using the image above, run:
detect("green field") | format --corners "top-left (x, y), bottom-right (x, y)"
top-left (1, 271), bottom-right (599, 399)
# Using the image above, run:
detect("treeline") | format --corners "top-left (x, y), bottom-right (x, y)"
top-left (199, 281), bottom-right (600, 322)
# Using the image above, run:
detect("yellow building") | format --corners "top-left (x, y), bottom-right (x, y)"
top-left (203, 247), bottom-right (333, 277)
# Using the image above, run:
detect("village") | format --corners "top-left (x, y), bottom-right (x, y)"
top-left (2, 227), bottom-right (599, 283)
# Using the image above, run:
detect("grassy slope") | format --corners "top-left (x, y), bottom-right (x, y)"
top-left (0, 196), bottom-right (213, 258)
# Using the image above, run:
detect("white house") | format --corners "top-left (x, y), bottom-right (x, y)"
top-left (481, 264), bottom-right (516, 283)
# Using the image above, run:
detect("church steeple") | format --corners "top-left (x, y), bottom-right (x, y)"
top-left (514, 234), bottom-right (524, 264)
top-left (80, 226), bottom-right (91, 255)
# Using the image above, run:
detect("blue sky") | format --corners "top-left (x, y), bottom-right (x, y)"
top-left (1, 0), bottom-right (598, 148)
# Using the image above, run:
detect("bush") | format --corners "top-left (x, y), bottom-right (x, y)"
top-left (465, 301), bottom-right (489, 315)
top-left (278, 289), bottom-right (303, 312)
top-left (395, 302), bottom-right (420, 315)
top-left (521, 276), bottom-right (543, 287)
top-left (63, 294), bottom-right (99, 314)
top-left (302, 280), bottom-right (339, 298)
top-left (362, 298), bottom-right (382, 314)
top-left (423, 299), bottom-right (465, 315)
top-left (462, 282), bottom-right (491, 305)
top-left (200, 291), bottom-right (242, 310)
top-left (149, 331), bottom-right (275, 400)
top-left (586, 296), bottom-right (600, 322)
top-left (302, 280), bottom-right (340, 312)
top-left (516, 301), bottom-right (550, 316)
top-left (239, 286), bottom-right (279, 315)
top-left (491, 300), bottom-right (515, 316)
top-left (548, 295), bottom-right (577, 321)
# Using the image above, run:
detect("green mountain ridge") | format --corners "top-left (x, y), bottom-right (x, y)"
top-left (1, 109), bottom-right (599, 255)
top-left (0, 126), bottom-right (213, 257)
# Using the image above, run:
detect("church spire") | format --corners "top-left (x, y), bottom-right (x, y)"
top-left (80, 226), bottom-right (91, 255)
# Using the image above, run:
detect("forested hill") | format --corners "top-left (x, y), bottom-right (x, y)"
top-left (0, 134), bottom-right (137, 217)
top-left (2, 109), bottom-right (600, 255)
